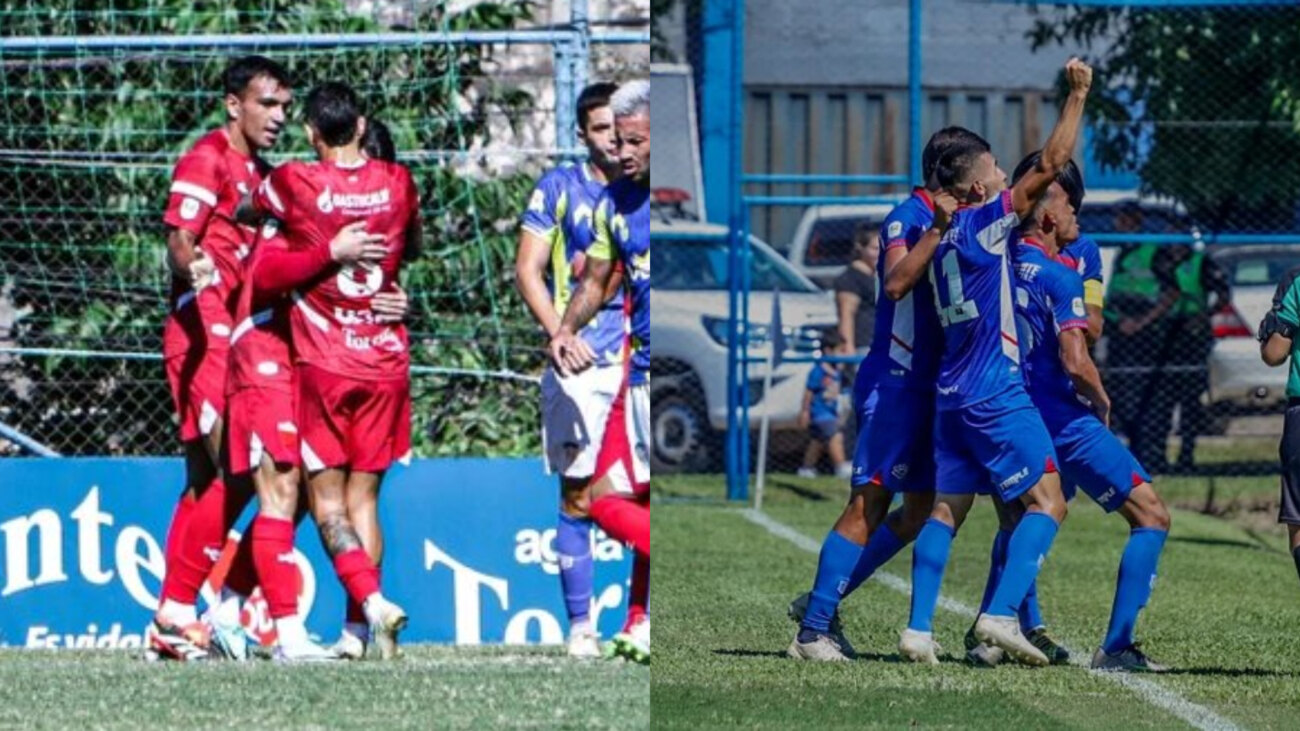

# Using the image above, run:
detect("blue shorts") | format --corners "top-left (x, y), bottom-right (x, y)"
top-left (809, 418), bottom-right (840, 442)
top-left (850, 384), bottom-right (935, 492)
top-left (934, 394), bottom-right (1057, 502)
top-left (1052, 415), bottom-right (1150, 512)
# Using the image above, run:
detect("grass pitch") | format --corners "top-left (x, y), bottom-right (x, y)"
top-left (0, 645), bottom-right (648, 729)
top-left (652, 473), bottom-right (1300, 730)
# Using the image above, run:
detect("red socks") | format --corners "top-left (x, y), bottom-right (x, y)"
top-left (251, 515), bottom-right (302, 619)
top-left (332, 548), bottom-right (381, 605)
top-left (162, 492), bottom-right (197, 572)
top-left (161, 478), bottom-right (252, 604)
top-left (223, 520), bottom-right (259, 598)
top-left (589, 494), bottom-right (650, 558)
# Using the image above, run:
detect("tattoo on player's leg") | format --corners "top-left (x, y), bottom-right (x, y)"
top-left (320, 514), bottom-right (363, 556)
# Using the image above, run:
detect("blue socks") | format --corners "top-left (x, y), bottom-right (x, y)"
top-left (555, 512), bottom-right (594, 624)
top-left (986, 512), bottom-right (1059, 619)
top-left (1102, 527), bottom-right (1168, 653)
top-left (979, 529), bottom-right (1047, 630)
top-left (845, 522), bottom-right (907, 595)
top-left (978, 529), bottom-right (1011, 614)
top-left (907, 519), bottom-right (956, 633)
top-left (802, 531), bottom-right (864, 633)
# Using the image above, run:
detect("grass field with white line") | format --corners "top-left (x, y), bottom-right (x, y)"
top-left (0, 646), bottom-right (649, 729)
top-left (652, 471), bottom-right (1300, 730)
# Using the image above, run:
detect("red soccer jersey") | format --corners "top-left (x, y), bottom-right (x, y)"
top-left (250, 157), bottom-right (419, 380)
top-left (226, 221), bottom-right (295, 395)
top-left (161, 128), bottom-right (270, 347)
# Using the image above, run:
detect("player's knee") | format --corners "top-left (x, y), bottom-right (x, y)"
top-left (1128, 484), bottom-right (1171, 532)
top-left (561, 476), bottom-right (592, 517)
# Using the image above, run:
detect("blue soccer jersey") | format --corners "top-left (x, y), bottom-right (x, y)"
top-left (1013, 239), bottom-right (1094, 432)
top-left (519, 162), bottom-right (626, 366)
top-left (856, 188), bottom-right (945, 391)
top-left (590, 179), bottom-right (649, 385)
top-left (931, 190), bottom-right (1025, 411)
top-left (1060, 234), bottom-right (1102, 284)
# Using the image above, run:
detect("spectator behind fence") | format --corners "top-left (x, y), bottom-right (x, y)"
top-left (1258, 266), bottom-right (1300, 581)
top-left (1105, 203), bottom-right (1177, 472)
top-left (834, 223), bottom-right (879, 357)
top-left (797, 329), bottom-right (852, 479)
top-left (1148, 243), bottom-right (1231, 473)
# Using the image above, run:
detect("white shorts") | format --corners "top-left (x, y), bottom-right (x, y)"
top-left (540, 364), bottom-right (624, 478)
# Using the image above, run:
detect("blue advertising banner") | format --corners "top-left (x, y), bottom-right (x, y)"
top-left (0, 458), bottom-right (633, 649)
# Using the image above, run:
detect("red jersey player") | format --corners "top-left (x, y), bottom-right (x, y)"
top-left (150, 56), bottom-right (292, 662)
top-left (246, 83), bottom-right (421, 660)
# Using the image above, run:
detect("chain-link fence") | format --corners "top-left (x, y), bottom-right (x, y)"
top-left (652, 1), bottom-right (1298, 514)
top-left (0, 0), bottom-right (648, 457)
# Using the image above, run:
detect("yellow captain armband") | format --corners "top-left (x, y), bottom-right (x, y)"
top-left (1084, 279), bottom-right (1104, 309)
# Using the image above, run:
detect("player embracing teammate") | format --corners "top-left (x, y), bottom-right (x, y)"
top-left (244, 82), bottom-right (419, 661)
top-left (151, 61), bottom-right (416, 662)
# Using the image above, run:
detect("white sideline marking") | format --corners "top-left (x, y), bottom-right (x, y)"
top-left (739, 508), bottom-right (1242, 731)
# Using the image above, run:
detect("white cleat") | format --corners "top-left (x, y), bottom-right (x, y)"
top-left (206, 614), bottom-right (251, 662)
top-left (567, 626), bottom-right (603, 659)
top-left (787, 631), bottom-right (851, 662)
top-left (331, 630), bottom-right (368, 661)
top-left (274, 639), bottom-right (341, 664)
top-left (787, 592), bottom-right (857, 658)
top-left (368, 598), bottom-right (409, 661)
top-left (974, 614), bottom-right (1048, 667)
top-left (899, 628), bottom-right (941, 665)
top-left (611, 617), bottom-right (649, 664)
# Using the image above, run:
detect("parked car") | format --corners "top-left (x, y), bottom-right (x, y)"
top-left (1079, 190), bottom-right (1291, 428)
top-left (651, 219), bottom-right (838, 473)
top-left (785, 203), bottom-right (897, 288)
top-left (1204, 244), bottom-right (1300, 418)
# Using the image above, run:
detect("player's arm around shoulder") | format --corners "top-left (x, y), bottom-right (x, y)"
top-left (1260, 267), bottom-right (1300, 366)
top-left (883, 190), bottom-right (956, 301)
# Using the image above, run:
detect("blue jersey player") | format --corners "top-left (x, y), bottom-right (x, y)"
top-left (963, 155), bottom-right (1095, 666)
top-left (899, 58), bottom-right (1094, 667)
top-left (515, 82), bottom-right (625, 659)
top-left (786, 128), bottom-right (980, 662)
top-left (550, 79), bottom-right (652, 664)
top-left (1014, 152), bottom-right (1106, 344)
top-left (987, 157), bottom-right (1170, 673)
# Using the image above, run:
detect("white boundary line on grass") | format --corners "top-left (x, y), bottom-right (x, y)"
top-left (739, 508), bottom-right (1242, 731)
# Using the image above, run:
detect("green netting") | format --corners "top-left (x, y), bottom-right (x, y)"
top-left (0, 0), bottom-right (647, 457)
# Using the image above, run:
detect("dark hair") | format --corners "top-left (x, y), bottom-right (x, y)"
top-left (820, 328), bottom-right (844, 350)
top-left (922, 126), bottom-right (990, 183)
top-left (932, 139), bottom-right (992, 192)
top-left (576, 82), bottom-right (619, 129)
top-left (223, 55), bottom-right (292, 98)
top-left (1011, 150), bottom-right (1085, 213)
top-left (304, 82), bottom-right (362, 147)
top-left (361, 119), bottom-right (396, 163)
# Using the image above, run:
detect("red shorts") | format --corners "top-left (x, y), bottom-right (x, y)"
top-left (225, 386), bottom-right (299, 475)
top-left (297, 363), bottom-right (410, 473)
top-left (163, 301), bottom-right (233, 443)
top-left (594, 382), bottom-right (650, 497)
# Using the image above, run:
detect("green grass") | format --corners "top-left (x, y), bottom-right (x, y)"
top-left (652, 474), bottom-right (1300, 730)
top-left (0, 646), bottom-right (648, 729)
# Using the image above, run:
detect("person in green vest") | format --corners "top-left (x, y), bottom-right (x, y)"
top-left (1103, 204), bottom-right (1180, 473)
top-left (1258, 266), bottom-right (1300, 579)
top-left (1146, 243), bottom-right (1231, 473)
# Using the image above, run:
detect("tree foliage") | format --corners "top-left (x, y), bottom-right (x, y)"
top-left (1030, 4), bottom-right (1300, 232)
